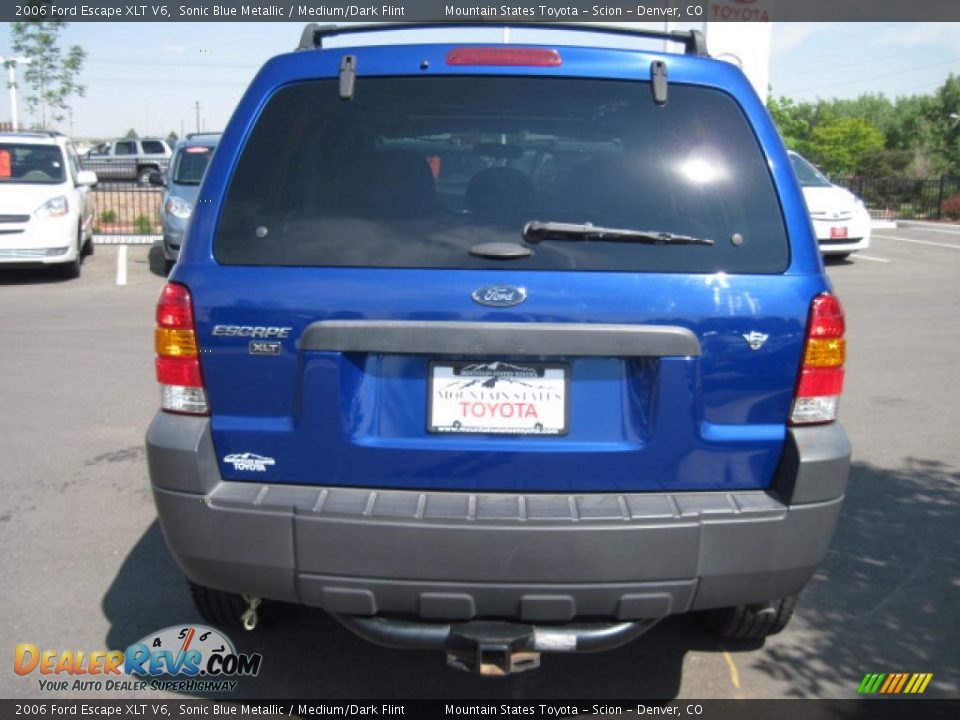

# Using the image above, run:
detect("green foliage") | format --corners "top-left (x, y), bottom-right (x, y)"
top-left (768, 76), bottom-right (960, 177)
top-left (857, 149), bottom-right (914, 177)
top-left (98, 209), bottom-right (117, 224)
top-left (167, 131), bottom-right (179, 143)
top-left (10, 22), bottom-right (86, 130)
top-left (124, 128), bottom-right (138, 139)
top-left (766, 96), bottom-right (810, 149)
top-left (925, 74), bottom-right (960, 174)
top-left (133, 214), bottom-right (154, 235)
top-left (806, 117), bottom-right (885, 176)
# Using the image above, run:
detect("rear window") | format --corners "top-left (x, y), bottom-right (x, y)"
top-left (215, 77), bottom-right (788, 273)
top-left (142, 140), bottom-right (167, 154)
top-left (0, 143), bottom-right (65, 184)
top-left (790, 153), bottom-right (832, 188)
top-left (173, 145), bottom-right (214, 185)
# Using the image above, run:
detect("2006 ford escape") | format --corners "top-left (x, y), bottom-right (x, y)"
top-left (146, 23), bottom-right (852, 675)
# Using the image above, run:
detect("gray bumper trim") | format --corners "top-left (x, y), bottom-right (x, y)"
top-left (147, 413), bottom-right (849, 619)
top-left (298, 320), bottom-right (702, 357)
top-left (772, 423), bottom-right (852, 504)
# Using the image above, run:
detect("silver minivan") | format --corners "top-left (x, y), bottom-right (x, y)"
top-left (150, 133), bottom-right (220, 273)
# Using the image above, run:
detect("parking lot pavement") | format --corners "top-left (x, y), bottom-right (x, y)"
top-left (0, 234), bottom-right (957, 700)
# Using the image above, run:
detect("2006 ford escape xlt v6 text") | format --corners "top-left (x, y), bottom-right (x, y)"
top-left (146, 23), bottom-right (852, 675)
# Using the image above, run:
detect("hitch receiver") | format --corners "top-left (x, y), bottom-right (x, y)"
top-left (333, 615), bottom-right (659, 676)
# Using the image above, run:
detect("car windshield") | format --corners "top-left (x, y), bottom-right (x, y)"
top-left (0, 143), bottom-right (66, 184)
top-left (216, 77), bottom-right (789, 274)
top-left (172, 145), bottom-right (214, 185)
top-left (790, 153), bottom-right (832, 188)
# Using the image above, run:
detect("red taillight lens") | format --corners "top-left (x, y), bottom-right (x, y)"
top-left (155, 282), bottom-right (208, 415)
top-left (791, 292), bottom-right (846, 425)
top-left (157, 282), bottom-right (194, 328)
top-left (446, 47), bottom-right (562, 67)
top-left (795, 367), bottom-right (845, 398)
top-left (156, 356), bottom-right (204, 388)
top-left (808, 293), bottom-right (845, 338)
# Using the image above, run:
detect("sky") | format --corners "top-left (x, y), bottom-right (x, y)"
top-left (1, 21), bottom-right (959, 139)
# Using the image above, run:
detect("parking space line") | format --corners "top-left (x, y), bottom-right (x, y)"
top-left (855, 255), bottom-right (890, 263)
top-left (873, 234), bottom-right (960, 250)
top-left (116, 245), bottom-right (128, 286)
top-left (722, 650), bottom-right (741, 689)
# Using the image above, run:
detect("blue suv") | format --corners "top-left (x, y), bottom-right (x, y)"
top-left (147, 23), bottom-right (851, 675)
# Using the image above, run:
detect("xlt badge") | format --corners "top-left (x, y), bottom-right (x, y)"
top-left (249, 341), bottom-right (281, 356)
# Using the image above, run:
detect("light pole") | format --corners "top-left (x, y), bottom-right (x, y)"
top-left (0, 55), bottom-right (32, 131)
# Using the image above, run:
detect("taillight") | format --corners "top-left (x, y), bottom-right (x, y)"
top-left (155, 282), bottom-right (208, 415)
top-left (446, 47), bottom-right (562, 67)
top-left (790, 293), bottom-right (846, 425)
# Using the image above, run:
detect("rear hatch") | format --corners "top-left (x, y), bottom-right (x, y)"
top-left (185, 63), bottom-right (819, 493)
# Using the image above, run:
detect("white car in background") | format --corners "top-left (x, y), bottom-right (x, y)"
top-left (789, 151), bottom-right (871, 259)
top-left (0, 132), bottom-right (97, 279)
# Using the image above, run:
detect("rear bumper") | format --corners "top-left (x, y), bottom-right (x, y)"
top-left (813, 215), bottom-right (871, 255)
top-left (147, 414), bottom-right (850, 622)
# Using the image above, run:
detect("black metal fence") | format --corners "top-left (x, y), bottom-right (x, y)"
top-left (81, 158), bottom-right (166, 237)
top-left (833, 175), bottom-right (960, 222)
top-left (77, 156), bottom-right (960, 237)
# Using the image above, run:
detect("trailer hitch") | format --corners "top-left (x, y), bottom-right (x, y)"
top-left (332, 615), bottom-right (659, 676)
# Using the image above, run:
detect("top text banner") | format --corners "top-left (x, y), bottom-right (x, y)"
top-left (4, 0), bottom-right (960, 23)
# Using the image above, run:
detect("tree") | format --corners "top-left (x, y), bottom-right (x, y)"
top-left (166, 131), bottom-right (179, 143)
top-left (925, 74), bottom-right (960, 174)
top-left (10, 21), bottom-right (86, 130)
top-left (766, 96), bottom-right (812, 150)
top-left (805, 117), bottom-right (885, 176)
top-left (124, 128), bottom-right (138, 139)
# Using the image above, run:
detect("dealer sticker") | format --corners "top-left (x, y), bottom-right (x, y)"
top-left (428, 361), bottom-right (568, 435)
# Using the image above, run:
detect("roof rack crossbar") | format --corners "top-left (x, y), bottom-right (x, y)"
top-left (296, 23), bottom-right (708, 57)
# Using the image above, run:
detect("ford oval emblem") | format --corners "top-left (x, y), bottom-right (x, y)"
top-left (471, 285), bottom-right (527, 308)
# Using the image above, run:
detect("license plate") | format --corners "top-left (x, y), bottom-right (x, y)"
top-left (428, 361), bottom-right (568, 435)
top-left (830, 226), bottom-right (849, 239)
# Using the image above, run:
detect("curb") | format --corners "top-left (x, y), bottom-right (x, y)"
top-left (93, 235), bottom-right (160, 245)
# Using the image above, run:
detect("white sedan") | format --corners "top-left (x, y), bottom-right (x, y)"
top-left (790, 151), bottom-right (871, 259)
top-left (0, 132), bottom-right (97, 278)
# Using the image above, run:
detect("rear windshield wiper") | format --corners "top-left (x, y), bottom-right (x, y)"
top-left (523, 221), bottom-right (715, 247)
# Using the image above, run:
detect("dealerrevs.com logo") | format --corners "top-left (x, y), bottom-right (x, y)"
top-left (14, 625), bottom-right (262, 693)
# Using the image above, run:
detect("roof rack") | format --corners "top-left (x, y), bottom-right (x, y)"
top-left (185, 132), bottom-right (223, 139)
top-left (296, 22), bottom-right (708, 57)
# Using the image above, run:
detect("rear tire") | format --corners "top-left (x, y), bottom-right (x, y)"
top-left (188, 581), bottom-right (285, 631)
top-left (81, 235), bottom-right (95, 256)
top-left (701, 595), bottom-right (797, 640)
top-left (137, 166), bottom-right (156, 187)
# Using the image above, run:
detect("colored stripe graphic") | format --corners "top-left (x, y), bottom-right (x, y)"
top-left (858, 673), bottom-right (886, 693)
top-left (858, 673), bottom-right (932, 694)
